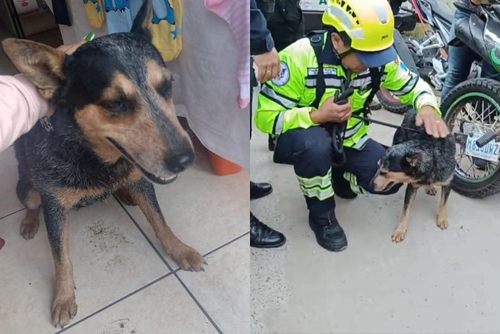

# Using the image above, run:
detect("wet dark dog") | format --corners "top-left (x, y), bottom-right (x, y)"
top-left (371, 109), bottom-right (456, 243)
top-left (2, 0), bottom-right (205, 328)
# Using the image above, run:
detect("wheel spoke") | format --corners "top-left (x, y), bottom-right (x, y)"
top-left (447, 95), bottom-right (500, 181)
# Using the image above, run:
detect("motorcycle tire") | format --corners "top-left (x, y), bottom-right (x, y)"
top-left (376, 30), bottom-right (418, 115)
top-left (376, 88), bottom-right (411, 114)
top-left (441, 78), bottom-right (500, 198)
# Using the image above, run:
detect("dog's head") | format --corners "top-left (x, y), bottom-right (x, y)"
top-left (371, 143), bottom-right (433, 192)
top-left (2, 0), bottom-right (193, 185)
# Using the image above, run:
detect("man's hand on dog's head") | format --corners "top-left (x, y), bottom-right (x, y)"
top-left (416, 106), bottom-right (450, 138)
top-left (56, 39), bottom-right (86, 55)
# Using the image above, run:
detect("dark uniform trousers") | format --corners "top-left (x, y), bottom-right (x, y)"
top-left (273, 126), bottom-right (403, 214)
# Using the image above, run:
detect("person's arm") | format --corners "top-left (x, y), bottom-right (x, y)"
top-left (0, 38), bottom-right (88, 153)
top-left (250, 0), bottom-right (274, 56)
top-left (381, 57), bottom-right (449, 138)
top-left (0, 74), bottom-right (55, 152)
top-left (251, 0), bottom-right (280, 82)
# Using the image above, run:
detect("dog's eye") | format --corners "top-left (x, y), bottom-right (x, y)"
top-left (380, 171), bottom-right (387, 176)
top-left (103, 101), bottom-right (126, 113)
top-left (157, 80), bottom-right (172, 99)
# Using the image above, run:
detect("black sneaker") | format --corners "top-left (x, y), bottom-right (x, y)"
top-left (309, 210), bottom-right (347, 252)
top-left (250, 212), bottom-right (286, 248)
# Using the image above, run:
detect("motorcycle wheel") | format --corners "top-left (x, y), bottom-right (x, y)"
top-left (376, 88), bottom-right (411, 114)
top-left (377, 30), bottom-right (417, 115)
top-left (441, 78), bottom-right (500, 198)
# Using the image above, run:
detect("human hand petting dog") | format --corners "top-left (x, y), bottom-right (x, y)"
top-left (311, 97), bottom-right (352, 124)
top-left (56, 40), bottom-right (86, 55)
top-left (56, 33), bottom-right (94, 55)
top-left (416, 106), bottom-right (450, 138)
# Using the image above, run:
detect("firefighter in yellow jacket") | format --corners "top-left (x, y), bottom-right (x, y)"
top-left (255, 0), bottom-right (449, 252)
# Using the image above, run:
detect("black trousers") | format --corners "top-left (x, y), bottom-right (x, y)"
top-left (274, 126), bottom-right (402, 214)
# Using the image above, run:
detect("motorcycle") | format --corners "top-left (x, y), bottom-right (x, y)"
top-left (440, 2), bottom-right (500, 198)
top-left (377, 0), bottom-right (480, 114)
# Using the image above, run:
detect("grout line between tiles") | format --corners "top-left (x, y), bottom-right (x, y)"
top-left (115, 196), bottom-right (175, 272)
top-left (114, 196), bottom-right (223, 333)
top-left (173, 271), bottom-right (224, 334)
top-left (55, 271), bottom-right (175, 334)
top-left (0, 207), bottom-right (25, 221)
top-left (204, 231), bottom-right (249, 258)
top-left (169, 231), bottom-right (250, 334)
top-left (115, 196), bottom-right (249, 334)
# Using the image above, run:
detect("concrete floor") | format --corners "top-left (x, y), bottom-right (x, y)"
top-left (251, 99), bottom-right (500, 334)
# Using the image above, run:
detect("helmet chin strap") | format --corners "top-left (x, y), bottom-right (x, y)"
top-left (336, 48), bottom-right (354, 59)
top-left (331, 38), bottom-right (355, 60)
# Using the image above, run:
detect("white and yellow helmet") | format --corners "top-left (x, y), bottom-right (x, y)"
top-left (322, 0), bottom-right (397, 67)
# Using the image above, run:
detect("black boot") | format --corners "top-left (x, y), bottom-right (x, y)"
top-left (250, 181), bottom-right (273, 200)
top-left (331, 169), bottom-right (357, 200)
top-left (250, 212), bottom-right (286, 248)
top-left (309, 210), bottom-right (347, 252)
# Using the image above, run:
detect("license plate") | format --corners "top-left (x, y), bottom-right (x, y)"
top-left (465, 135), bottom-right (500, 163)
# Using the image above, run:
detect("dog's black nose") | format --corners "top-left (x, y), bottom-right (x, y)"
top-left (166, 152), bottom-right (194, 173)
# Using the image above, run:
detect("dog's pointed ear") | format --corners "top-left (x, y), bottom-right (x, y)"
top-left (406, 151), bottom-right (432, 167)
top-left (2, 38), bottom-right (66, 100)
top-left (130, 0), bottom-right (153, 43)
top-left (406, 153), bottom-right (420, 167)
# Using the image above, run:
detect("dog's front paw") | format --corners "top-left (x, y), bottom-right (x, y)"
top-left (425, 186), bottom-right (437, 196)
top-left (20, 216), bottom-right (39, 240)
top-left (52, 293), bottom-right (78, 328)
top-left (171, 245), bottom-right (206, 272)
top-left (392, 228), bottom-right (407, 243)
top-left (437, 216), bottom-right (448, 230)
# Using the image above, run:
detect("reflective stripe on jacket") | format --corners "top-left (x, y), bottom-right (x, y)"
top-left (255, 34), bottom-right (440, 148)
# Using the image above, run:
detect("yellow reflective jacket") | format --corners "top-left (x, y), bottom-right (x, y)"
top-left (255, 34), bottom-right (440, 149)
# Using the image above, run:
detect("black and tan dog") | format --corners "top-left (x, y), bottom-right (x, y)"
top-left (371, 109), bottom-right (456, 243)
top-left (2, 0), bottom-right (205, 328)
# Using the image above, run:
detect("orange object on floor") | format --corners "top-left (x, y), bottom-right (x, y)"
top-left (207, 151), bottom-right (242, 176)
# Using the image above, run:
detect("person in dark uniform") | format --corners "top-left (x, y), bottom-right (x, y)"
top-left (265, 0), bottom-right (305, 52)
top-left (250, 0), bottom-right (287, 248)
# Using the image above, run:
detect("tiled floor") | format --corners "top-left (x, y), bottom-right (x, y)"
top-left (0, 32), bottom-right (249, 333)
top-left (251, 98), bottom-right (500, 333)
top-left (0, 143), bottom-right (249, 334)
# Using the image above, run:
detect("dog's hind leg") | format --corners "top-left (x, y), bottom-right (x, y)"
top-left (392, 184), bottom-right (418, 243)
top-left (127, 179), bottom-right (205, 271)
top-left (41, 193), bottom-right (77, 328)
top-left (16, 179), bottom-right (42, 240)
top-left (437, 185), bottom-right (451, 230)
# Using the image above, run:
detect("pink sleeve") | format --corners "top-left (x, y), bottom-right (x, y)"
top-left (0, 74), bottom-right (54, 152)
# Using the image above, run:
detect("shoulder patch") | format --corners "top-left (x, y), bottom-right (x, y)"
top-left (272, 62), bottom-right (290, 86)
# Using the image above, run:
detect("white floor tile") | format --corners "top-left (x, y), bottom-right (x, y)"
top-left (0, 200), bottom-right (169, 333)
